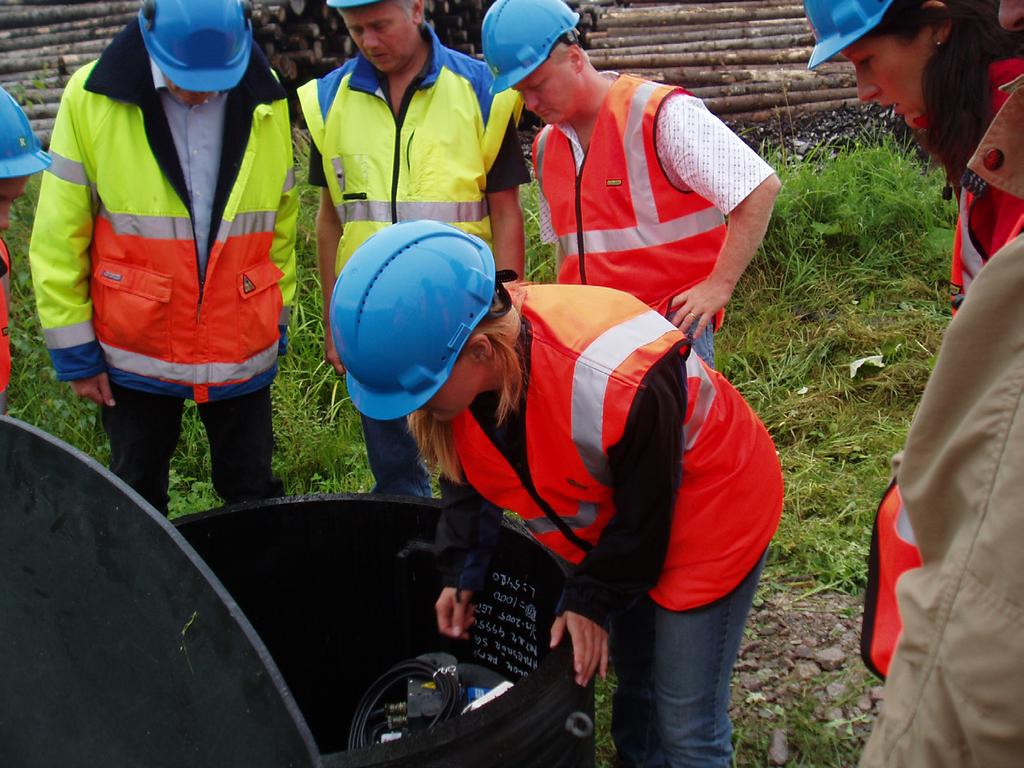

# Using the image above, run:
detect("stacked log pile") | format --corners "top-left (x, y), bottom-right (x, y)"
top-left (577, 0), bottom-right (858, 122)
top-left (0, 0), bottom-right (856, 144)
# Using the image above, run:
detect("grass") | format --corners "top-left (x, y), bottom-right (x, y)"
top-left (2, 136), bottom-right (955, 766)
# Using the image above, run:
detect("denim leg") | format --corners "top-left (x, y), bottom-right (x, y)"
top-left (610, 596), bottom-right (666, 768)
top-left (653, 550), bottom-right (767, 768)
top-left (359, 412), bottom-right (432, 497)
top-left (688, 325), bottom-right (715, 369)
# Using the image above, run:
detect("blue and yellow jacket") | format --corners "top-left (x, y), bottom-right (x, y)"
top-left (298, 24), bottom-right (521, 271)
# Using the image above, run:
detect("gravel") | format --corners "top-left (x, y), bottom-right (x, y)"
top-left (729, 588), bottom-right (879, 765)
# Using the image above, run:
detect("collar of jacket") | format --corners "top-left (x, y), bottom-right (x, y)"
top-left (968, 74), bottom-right (1024, 200)
top-left (347, 23), bottom-right (450, 95)
top-left (81, 19), bottom-right (287, 265)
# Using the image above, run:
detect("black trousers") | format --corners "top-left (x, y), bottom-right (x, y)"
top-left (101, 382), bottom-right (284, 515)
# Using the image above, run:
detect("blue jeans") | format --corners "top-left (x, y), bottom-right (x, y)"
top-left (609, 550), bottom-right (767, 768)
top-left (688, 325), bottom-right (715, 369)
top-left (359, 413), bottom-right (432, 497)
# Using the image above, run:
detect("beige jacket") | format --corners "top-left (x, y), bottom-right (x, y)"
top-left (861, 76), bottom-right (1024, 768)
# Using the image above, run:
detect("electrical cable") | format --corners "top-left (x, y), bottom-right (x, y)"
top-left (347, 658), bottom-right (462, 750)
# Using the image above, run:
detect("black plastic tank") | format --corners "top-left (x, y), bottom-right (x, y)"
top-left (0, 416), bottom-right (594, 767)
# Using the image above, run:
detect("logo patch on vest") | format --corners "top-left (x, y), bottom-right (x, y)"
top-left (242, 274), bottom-right (256, 294)
top-left (100, 270), bottom-right (123, 282)
top-left (606, 179), bottom-right (623, 187)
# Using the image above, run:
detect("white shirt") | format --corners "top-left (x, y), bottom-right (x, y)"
top-left (538, 76), bottom-right (775, 244)
top-left (151, 60), bottom-right (227, 281)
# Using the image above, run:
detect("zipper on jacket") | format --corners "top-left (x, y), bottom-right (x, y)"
top-left (389, 84), bottom-right (420, 224)
top-left (574, 155), bottom-right (588, 284)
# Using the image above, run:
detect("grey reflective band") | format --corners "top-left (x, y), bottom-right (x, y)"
top-left (896, 503), bottom-right (917, 546)
top-left (0, 389), bottom-right (7, 414)
top-left (561, 206), bottom-right (726, 257)
top-left (99, 340), bottom-right (278, 385)
top-left (99, 206), bottom-right (193, 240)
top-left (682, 354), bottom-right (717, 451)
top-left (524, 501), bottom-right (599, 536)
top-left (625, 81), bottom-right (661, 223)
top-left (48, 151), bottom-right (89, 187)
top-left (571, 310), bottom-right (676, 485)
top-left (283, 167), bottom-right (296, 192)
top-left (215, 210), bottom-right (277, 243)
top-left (43, 321), bottom-right (96, 350)
top-left (958, 188), bottom-right (984, 293)
top-left (279, 306), bottom-right (291, 326)
top-left (343, 199), bottom-right (490, 224)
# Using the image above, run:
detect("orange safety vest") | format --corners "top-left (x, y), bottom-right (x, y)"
top-left (862, 481), bottom-right (923, 679)
top-left (533, 75), bottom-right (728, 317)
top-left (452, 284), bottom-right (783, 611)
top-left (1, 239), bottom-right (10, 413)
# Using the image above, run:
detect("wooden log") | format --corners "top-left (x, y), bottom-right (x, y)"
top-left (0, 10), bottom-right (135, 40)
top-left (595, 5), bottom-right (807, 30)
top-left (719, 97), bottom-right (863, 123)
top-left (589, 19), bottom-right (811, 48)
top-left (586, 31), bottom-right (814, 57)
top-left (255, 22), bottom-right (283, 40)
top-left (0, 2), bottom-right (140, 31)
top-left (703, 86), bottom-right (859, 114)
top-left (0, 24), bottom-right (124, 53)
top-left (689, 73), bottom-right (856, 99)
top-left (0, 52), bottom-right (97, 76)
top-left (283, 21), bottom-right (321, 38)
top-left (587, 48), bottom-right (814, 70)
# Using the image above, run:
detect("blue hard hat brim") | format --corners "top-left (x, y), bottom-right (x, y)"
top-left (156, 56), bottom-right (250, 92)
top-left (0, 148), bottom-right (51, 179)
top-left (327, 0), bottom-right (381, 7)
top-left (346, 369), bottom-right (449, 421)
top-left (808, 33), bottom-right (862, 69)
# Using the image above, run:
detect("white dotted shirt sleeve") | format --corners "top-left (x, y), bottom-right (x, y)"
top-left (538, 189), bottom-right (558, 244)
top-left (655, 92), bottom-right (775, 215)
top-left (536, 125), bottom-right (587, 245)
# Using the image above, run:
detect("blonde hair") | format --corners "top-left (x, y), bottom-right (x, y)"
top-left (407, 286), bottom-right (525, 482)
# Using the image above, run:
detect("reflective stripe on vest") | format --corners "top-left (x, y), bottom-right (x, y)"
top-left (453, 284), bottom-right (783, 611)
top-left (99, 339), bottom-right (278, 386)
top-left (535, 75), bottom-right (727, 310)
top-left (861, 481), bottom-right (923, 679)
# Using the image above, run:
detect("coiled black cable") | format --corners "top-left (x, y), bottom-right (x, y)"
top-left (347, 658), bottom-right (462, 750)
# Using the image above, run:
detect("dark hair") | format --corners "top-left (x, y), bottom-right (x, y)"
top-left (870, 0), bottom-right (1024, 186)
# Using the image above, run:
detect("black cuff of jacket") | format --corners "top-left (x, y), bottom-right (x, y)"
top-left (559, 584), bottom-right (621, 627)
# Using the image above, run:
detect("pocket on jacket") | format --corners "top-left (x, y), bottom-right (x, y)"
top-left (236, 260), bottom-right (283, 358)
top-left (91, 260), bottom-right (173, 358)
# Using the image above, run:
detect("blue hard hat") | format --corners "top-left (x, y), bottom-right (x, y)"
top-left (0, 86), bottom-right (51, 178)
top-left (805, 0), bottom-right (898, 69)
top-left (139, 0), bottom-right (253, 92)
top-left (326, 0), bottom-right (381, 7)
top-left (330, 221), bottom-right (497, 421)
top-left (483, 0), bottom-right (580, 93)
